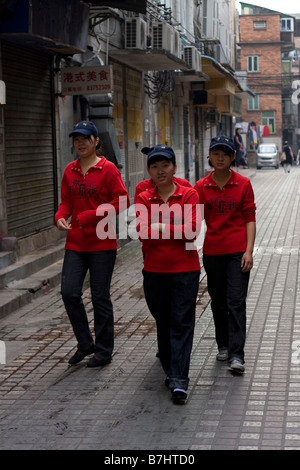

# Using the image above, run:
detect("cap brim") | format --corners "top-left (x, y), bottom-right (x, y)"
top-left (209, 143), bottom-right (235, 152)
top-left (69, 130), bottom-right (96, 137)
top-left (148, 151), bottom-right (175, 161)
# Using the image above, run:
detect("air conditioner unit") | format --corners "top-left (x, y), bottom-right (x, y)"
top-left (173, 29), bottom-right (182, 59)
top-left (196, 49), bottom-right (202, 72)
top-left (125, 17), bottom-right (147, 49)
top-left (205, 110), bottom-right (220, 123)
top-left (152, 22), bottom-right (174, 53)
top-left (184, 46), bottom-right (201, 71)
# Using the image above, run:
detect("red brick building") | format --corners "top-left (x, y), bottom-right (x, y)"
top-left (238, 5), bottom-right (283, 149)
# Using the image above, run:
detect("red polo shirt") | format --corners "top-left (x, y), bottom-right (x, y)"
top-left (194, 170), bottom-right (256, 255)
top-left (136, 184), bottom-right (201, 273)
top-left (55, 157), bottom-right (130, 251)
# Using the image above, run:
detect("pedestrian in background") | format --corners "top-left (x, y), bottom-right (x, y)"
top-left (234, 127), bottom-right (247, 168)
top-left (194, 136), bottom-right (256, 374)
top-left (282, 141), bottom-right (294, 173)
top-left (55, 121), bottom-right (130, 367)
top-left (135, 144), bottom-right (201, 403)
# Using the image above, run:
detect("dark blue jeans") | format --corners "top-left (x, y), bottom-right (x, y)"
top-left (143, 270), bottom-right (200, 390)
top-left (203, 252), bottom-right (250, 363)
top-left (235, 150), bottom-right (243, 167)
top-left (61, 249), bottom-right (116, 359)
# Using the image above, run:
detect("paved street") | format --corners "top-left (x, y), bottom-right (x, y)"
top-left (1, 166), bottom-right (300, 451)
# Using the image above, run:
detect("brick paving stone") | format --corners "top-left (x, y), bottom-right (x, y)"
top-left (1, 168), bottom-right (300, 450)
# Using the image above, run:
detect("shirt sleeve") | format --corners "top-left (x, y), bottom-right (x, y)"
top-left (135, 194), bottom-right (157, 243)
top-left (163, 190), bottom-right (201, 241)
top-left (134, 182), bottom-right (144, 204)
top-left (54, 172), bottom-right (73, 224)
top-left (242, 180), bottom-right (256, 223)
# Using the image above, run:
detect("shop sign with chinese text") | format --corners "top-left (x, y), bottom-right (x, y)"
top-left (61, 66), bottom-right (113, 95)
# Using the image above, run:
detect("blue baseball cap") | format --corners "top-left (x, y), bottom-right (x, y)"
top-left (141, 144), bottom-right (176, 164)
top-left (69, 121), bottom-right (98, 137)
top-left (209, 135), bottom-right (235, 152)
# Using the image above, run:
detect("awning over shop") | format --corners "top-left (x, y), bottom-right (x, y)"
top-left (0, 0), bottom-right (89, 54)
top-left (109, 48), bottom-right (191, 72)
top-left (194, 56), bottom-right (255, 117)
top-left (201, 56), bottom-right (255, 98)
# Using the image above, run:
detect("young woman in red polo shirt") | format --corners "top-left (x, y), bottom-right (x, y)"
top-left (194, 136), bottom-right (256, 374)
top-left (135, 144), bottom-right (201, 403)
top-left (55, 121), bottom-right (129, 368)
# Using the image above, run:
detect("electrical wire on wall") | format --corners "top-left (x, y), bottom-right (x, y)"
top-left (144, 70), bottom-right (176, 104)
top-left (247, 73), bottom-right (300, 93)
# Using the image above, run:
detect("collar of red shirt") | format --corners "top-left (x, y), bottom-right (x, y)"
top-left (147, 183), bottom-right (184, 202)
top-left (71, 156), bottom-right (105, 172)
top-left (204, 170), bottom-right (239, 188)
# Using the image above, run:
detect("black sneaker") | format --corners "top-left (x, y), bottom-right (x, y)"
top-left (216, 348), bottom-right (228, 361)
top-left (172, 388), bottom-right (187, 404)
top-left (228, 358), bottom-right (245, 374)
top-left (68, 346), bottom-right (94, 365)
top-left (86, 356), bottom-right (111, 368)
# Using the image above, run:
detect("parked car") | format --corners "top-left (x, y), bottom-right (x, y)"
top-left (256, 143), bottom-right (279, 169)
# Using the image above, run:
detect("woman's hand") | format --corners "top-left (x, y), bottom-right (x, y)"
top-left (241, 251), bottom-right (253, 272)
top-left (56, 218), bottom-right (72, 231)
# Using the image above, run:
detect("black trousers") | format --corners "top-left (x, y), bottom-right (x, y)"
top-left (203, 252), bottom-right (250, 363)
top-left (143, 269), bottom-right (200, 390)
top-left (61, 249), bottom-right (116, 359)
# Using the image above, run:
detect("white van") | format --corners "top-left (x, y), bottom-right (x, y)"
top-left (256, 143), bottom-right (279, 169)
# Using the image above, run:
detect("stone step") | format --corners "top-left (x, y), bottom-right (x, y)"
top-left (0, 258), bottom-right (64, 319)
top-left (0, 241), bottom-right (65, 289)
top-left (0, 241), bottom-right (66, 319)
top-left (0, 251), bottom-right (17, 270)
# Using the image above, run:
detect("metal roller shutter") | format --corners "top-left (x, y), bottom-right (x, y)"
top-left (2, 41), bottom-right (56, 238)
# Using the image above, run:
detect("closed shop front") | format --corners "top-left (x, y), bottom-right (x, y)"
top-left (2, 41), bottom-right (56, 238)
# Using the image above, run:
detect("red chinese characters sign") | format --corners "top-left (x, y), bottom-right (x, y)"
top-left (61, 66), bottom-right (113, 95)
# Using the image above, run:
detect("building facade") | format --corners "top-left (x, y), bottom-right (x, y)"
top-left (0, 0), bottom-right (249, 253)
top-left (238, 3), bottom-right (299, 154)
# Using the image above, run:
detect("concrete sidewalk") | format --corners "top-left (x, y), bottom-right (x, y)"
top-left (0, 166), bottom-right (300, 451)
